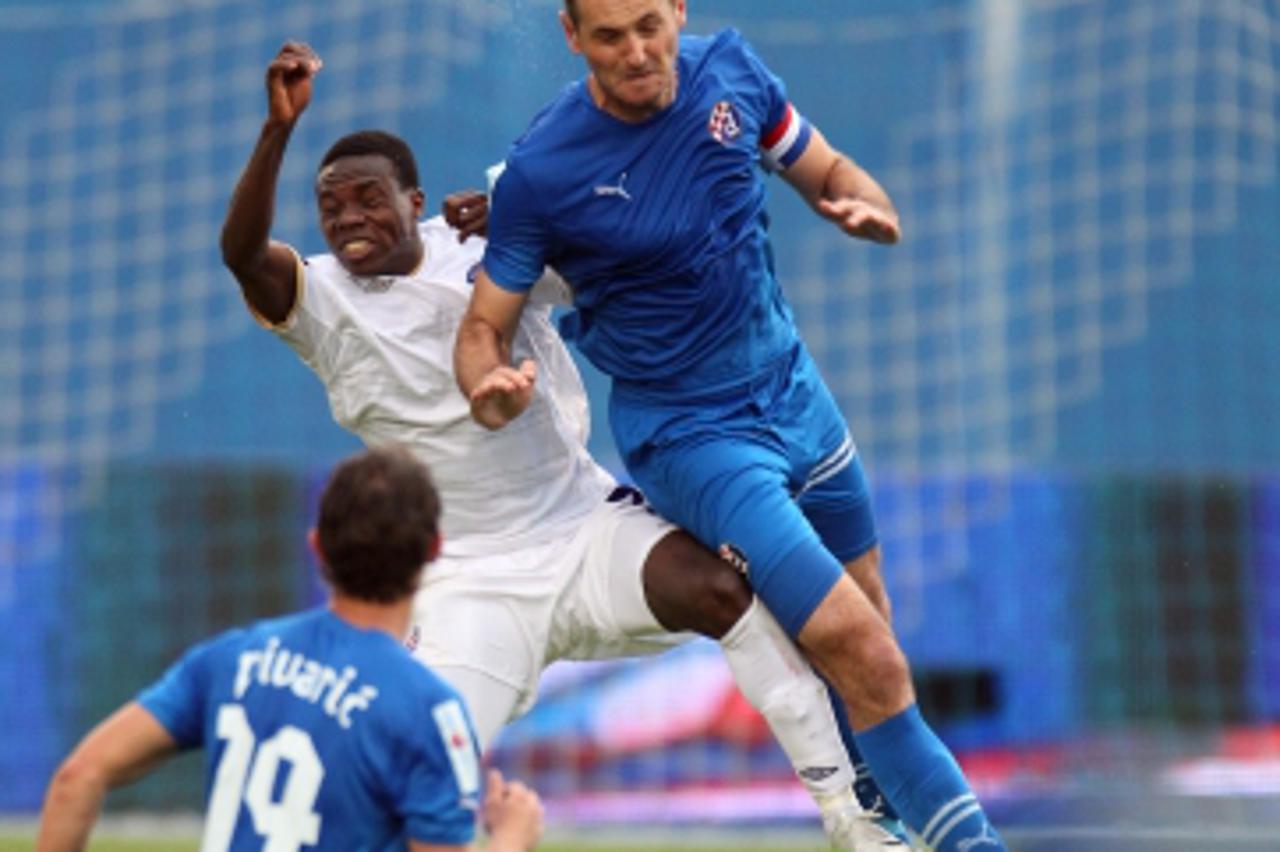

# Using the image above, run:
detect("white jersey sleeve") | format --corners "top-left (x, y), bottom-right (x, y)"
top-left (270, 218), bottom-right (614, 555)
top-left (529, 266), bottom-right (573, 307)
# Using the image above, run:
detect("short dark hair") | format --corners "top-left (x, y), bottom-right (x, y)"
top-left (316, 445), bottom-right (441, 603)
top-left (563, 0), bottom-right (675, 26)
top-left (318, 130), bottom-right (420, 190)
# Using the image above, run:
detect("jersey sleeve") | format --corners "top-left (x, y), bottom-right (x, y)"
top-left (483, 162), bottom-right (568, 304)
top-left (528, 266), bottom-right (573, 307)
top-left (270, 256), bottom-right (346, 382)
top-left (136, 634), bottom-right (222, 749)
top-left (482, 161), bottom-right (553, 294)
top-left (241, 245), bottom-right (306, 331)
top-left (398, 696), bottom-right (483, 846)
top-left (737, 35), bottom-right (814, 173)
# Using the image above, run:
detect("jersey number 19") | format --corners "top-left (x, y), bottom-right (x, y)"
top-left (202, 703), bottom-right (325, 852)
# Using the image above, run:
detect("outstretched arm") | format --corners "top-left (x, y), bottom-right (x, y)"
top-left (454, 269), bottom-right (536, 430)
top-left (37, 703), bottom-right (178, 852)
top-left (781, 126), bottom-right (900, 245)
top-left (220, 42), bottom-right (322, 325)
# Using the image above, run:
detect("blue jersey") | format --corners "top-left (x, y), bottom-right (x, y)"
top-left (485, 29), bottom-right (813, 392)
top-left (138, 609), bottom-right (480, 851)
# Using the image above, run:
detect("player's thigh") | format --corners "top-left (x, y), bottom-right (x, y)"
top-left (633, 435), bottom-right (844, 637)
top-left (641, 527), bottom-right (758, 639)
top-left (796, 450), bottom-right (878, 565)
top-left (427, 664), bottom-right (525, 753)
top-left (776, 356), bottom-right (890, 616)
top-left (408, 554), bottom-right (555, 728)
top-left (548, 492), bottom-right (695, 661)
top-left (777, 351), bottom-right (878, 560)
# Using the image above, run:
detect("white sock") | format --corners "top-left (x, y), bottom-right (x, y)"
top-left (718, 598), bottom-right (857, 801)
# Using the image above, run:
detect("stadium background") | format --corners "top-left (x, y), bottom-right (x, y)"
top-left (2, 0), bottom-right (1279, 847)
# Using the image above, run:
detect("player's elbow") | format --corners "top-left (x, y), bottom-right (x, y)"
top-left (46, 753), bottom-right (110, 807)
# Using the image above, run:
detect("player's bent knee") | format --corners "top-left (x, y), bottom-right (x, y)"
top-left (642, 531), bottom-right (752, 638)
top-left (697, 562), bottom-right (754, 637)
top-left (812, 622), bottom-right (906, 681)
top-left (797, 579), bottom-right (915, 712)
top-left (856, 632), bottom-right (911, 694)
top-left (834, 632), bottom-right (914, 720)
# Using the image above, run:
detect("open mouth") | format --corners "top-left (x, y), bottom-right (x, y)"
top-left (341, 239), bottom-right (376, 262)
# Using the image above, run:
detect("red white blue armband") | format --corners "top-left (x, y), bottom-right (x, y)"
top-left (760, 103), bottom-right (813, 172)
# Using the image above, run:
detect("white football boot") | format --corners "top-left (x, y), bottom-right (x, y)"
top-left (818, 791), bottom-right (912, 850)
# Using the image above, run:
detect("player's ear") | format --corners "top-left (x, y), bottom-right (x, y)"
top-left (307, 528), bottom-right (326, 565)
top-left (425, 533), bottom-right (443, 564)
top-left (559, 9), bottom-right (582, 54)
top-left (672, 0), bottom-right (687, 27)
top-left (410, 187), bottom-right (425, 220)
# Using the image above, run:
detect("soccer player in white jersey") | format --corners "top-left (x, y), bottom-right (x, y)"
top-left (217, 42), bottom-right (896, 849)
top-left (37, 446), bottom-right (544, 851)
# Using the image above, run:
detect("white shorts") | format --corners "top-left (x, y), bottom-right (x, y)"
top-left (407, 495), bottom-right (692, 740)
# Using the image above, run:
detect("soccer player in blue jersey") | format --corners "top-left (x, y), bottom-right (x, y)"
top-left (36, 446), bottom-right (544, 852)
top-left (455, 1), bottom-right (1007, 849)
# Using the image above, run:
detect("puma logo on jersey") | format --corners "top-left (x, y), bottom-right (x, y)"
top-left (593, 171), bottom-right (632, 201)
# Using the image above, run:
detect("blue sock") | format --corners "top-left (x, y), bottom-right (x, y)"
top-left (854, 704), bottom-right (1006, 851)
top-left (822, 677), bottom-right (902, 821)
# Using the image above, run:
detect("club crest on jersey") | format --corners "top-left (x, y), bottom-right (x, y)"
top-left (708, 100), bottom-right (742, 144)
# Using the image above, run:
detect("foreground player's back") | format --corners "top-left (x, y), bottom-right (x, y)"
top-left (140, 607), bottom-right (480, 851)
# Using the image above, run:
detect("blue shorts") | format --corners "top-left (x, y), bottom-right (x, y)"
top-left (610, 347), bottom-right (878, 636)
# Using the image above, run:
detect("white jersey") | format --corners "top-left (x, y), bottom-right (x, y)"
top-left (269, 217), bottom-right (615, 555)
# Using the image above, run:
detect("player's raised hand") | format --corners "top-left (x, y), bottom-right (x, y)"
top-left (442, 190), bottom-right (488, 243)
top-left (469, 359), bottom-right (537, 430)
top-left (266, 42), bottom-right (322, 127)
top-left (482, 769), bottom-right (544, 851)
top-left (817, 197), bottom-right (900, 244)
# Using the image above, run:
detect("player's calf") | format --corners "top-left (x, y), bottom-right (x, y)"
top-left (799, 579), bottom-right (1007, 851)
